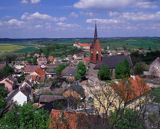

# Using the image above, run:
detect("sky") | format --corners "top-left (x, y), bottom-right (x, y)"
top-left (0, 0), bottom-right (160, 38)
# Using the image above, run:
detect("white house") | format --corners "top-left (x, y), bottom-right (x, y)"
top-left (12, 91), bottom-right (27, 105)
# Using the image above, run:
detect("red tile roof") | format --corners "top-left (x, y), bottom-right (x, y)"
top-left (0, 63), bottom-right (5, 70)
top-left (50, 110), bottom-right (108, 129)
top-left (76, 43), bottom-right (91, 47)
top-left (83, 57), bottom-right (90, 63)
top-left (35, 67), bottom-right (46, 77)
top-left (24, 65), bottom-right (39, 73)
top-left (112, 76), bottom-right (151, 103)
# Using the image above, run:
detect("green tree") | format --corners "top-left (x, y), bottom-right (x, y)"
top-left (0, 85), bottom-right (7, 111)
top-left (111, 109), bottom-right (144, 129)
top-left (17, 74), bottom-right (25, 83)
top-left (0, 64), bottom-right (14, 80)
top-left (75, 62), bottom-right (86, 80)
top-left (98, 64), bottom-right (111, 81)
top-left (115, 60), bottom-right (130, 79)
top-left (56, 64), bottom-right (66, 76)
top-left (0, 104), bottom-right (49, 129)
top-left (134, 62), bottom-right (147, 75)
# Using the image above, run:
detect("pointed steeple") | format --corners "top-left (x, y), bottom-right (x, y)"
top-left (94, 22), bottom-right (98, 41)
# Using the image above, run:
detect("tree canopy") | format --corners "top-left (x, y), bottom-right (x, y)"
top-left (115, 60), bottom-right (130, 79)
top-left (0, 103), bottom-right (49, 129)
top-left (55, 64), bottom-right (66, 76)
top-left (98, 64), bottom-right (111, 81)
top-left (134, 62), bottom-right (147, 75)
top-left (0, 64), bottom-right (14, 80)
top-left (111, 109), bottom-right (144, 129)
top-left (0, 85), bottom-right (7, 112)
top-left (75, 62), bottom-right (86, 80)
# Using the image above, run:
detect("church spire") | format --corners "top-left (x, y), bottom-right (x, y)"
top-left (94, 22), bottom-right (98, 41)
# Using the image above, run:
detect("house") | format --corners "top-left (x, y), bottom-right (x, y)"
top-left (94, 55), bottom-right (133, 70)
top-left (24, 65), bottom-right (39, 74)
top-left (61, 66), bottom-right (76, 81)
top-left (0, 63), bottom-right (5, 70)
top-left (7, 89), bottom-right (27, 106)
top-left (73, 42), bottom-right (91, 51)
top-left (45, 64), bottom-right (57, 78)
top-left (14, 64), bottom-right (24, 73)
top-left (93, 76), bottom-right (151, 114)
top-left (37, 56), bottom-right (47, 66)
top-left (30, 67), bottom-right (46, 82)
top-left (39, 95), bottom-right (65, 104)
top-left (7, 80), bottom-right (32, 105)
top-left (50, 110), bottom-right (108, 129)
top-left (48, 56), bottom-right (56, 64)
top-left (63, 81), bottom-right (85, 100)
top-left (149, 57), bottom-right (160, 78)
top-left (0, 77), bottom-right (15, 92)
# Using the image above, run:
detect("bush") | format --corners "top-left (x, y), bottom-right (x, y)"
top-left (98, 64), bottom-right (111, 81)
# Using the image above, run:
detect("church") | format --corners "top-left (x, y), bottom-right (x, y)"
top-left (90, 23), bottom-right (133, 74)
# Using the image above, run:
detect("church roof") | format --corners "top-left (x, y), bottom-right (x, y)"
top-left (95, 55), bottom-right (133, 69)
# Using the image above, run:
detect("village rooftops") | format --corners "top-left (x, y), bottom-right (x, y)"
top-left (50, 109), bottom-right (109, 129)
top-left (95, 55), bottom-right (133, 69)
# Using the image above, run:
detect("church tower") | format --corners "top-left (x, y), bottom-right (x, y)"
top-left (90, 23), bottom-right (102, 64)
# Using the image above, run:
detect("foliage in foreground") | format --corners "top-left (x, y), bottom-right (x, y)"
top-left (0, 104), bottom-right (49, 129)
top-left (0, 85), bottom-right (7, 111)
top-left (111, 109), bottom-right (144, 129)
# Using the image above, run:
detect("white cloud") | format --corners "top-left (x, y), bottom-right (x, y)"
top-left (21, 12), bottom-right (54, 21)
top-left (136, 1), bottom-right (158, 9)
top-left (74, 0), bottom-right (159, 9)
top-left (21, 0), bottom-right (41, 4)
top-left (7, 19), bottom-right (24, 27)
top-left (80, 11), bottom-right (94, 17)
top-left (35, 24), bottom-right (43, 28)
top-left (21, 12), bottom-right (67, 22)
top-left (70, 12), bottom-right (79, 18)
top-left (86, 18), bottom-right (122, 25)
top-left (110, 11), bottom-right (160, 21)
top-left (74, 0), bottom-right (136, 9)
top-left (56, 22), bottom-right (79, 28)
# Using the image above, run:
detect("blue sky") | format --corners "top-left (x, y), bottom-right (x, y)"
top-left (0, 0), bottom-right (160, 38)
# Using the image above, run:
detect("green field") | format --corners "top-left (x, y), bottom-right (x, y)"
top-left (0, 44), bottom-right (38, 55)
top-left (0, 44), bottom-right (24, 54)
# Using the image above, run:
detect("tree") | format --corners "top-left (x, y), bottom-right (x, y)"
top-left (115, 60), bottom-right (130, 79)
top-left (0, 103), bottom-right (49, 129)
top-left (98, 65), bottom-right (111, 81)
top-left (0, 85), bottom-right (7, 111)
top-left (75, 62), bottom-right (86, 80)
top-left (55, 64), bottom-right (66, 76)
top-left (0, 64), bottom-right (14, 80)
top-left (111, 109), bottom-right (144, 129)
top-left (134, 62), bottom-right (147, 75)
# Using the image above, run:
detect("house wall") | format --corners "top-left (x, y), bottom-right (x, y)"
top-left (13, 91), bottom-right (27, 105)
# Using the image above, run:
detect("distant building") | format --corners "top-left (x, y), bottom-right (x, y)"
top-left (61, 66), bottom-right (76, 81)
top-left (149, 57), bottom-right (160, 78)
top-left (37, 56), bottom-right (47, 66)
top-left (73, 42), bottom-right (91, 50)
